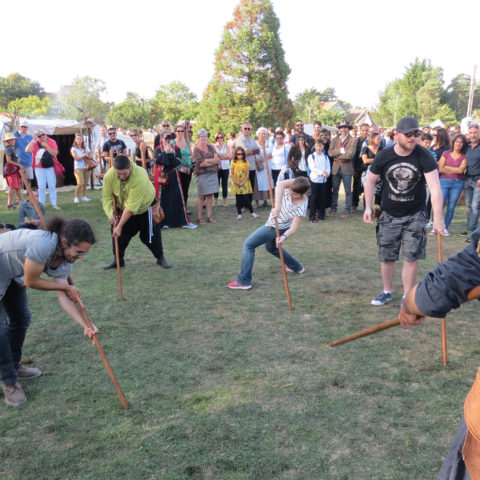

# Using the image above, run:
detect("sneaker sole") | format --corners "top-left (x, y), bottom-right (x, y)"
top-left (228, 285), bottom-right (252, 290)
top-left (4, 396), bottom-right (27, 407)
top-left (18, 370), bottom-right (42, 380)
top-left (371, 299), bottom-right (392, 306)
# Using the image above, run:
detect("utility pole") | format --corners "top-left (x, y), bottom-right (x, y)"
top-left (467, 65), bottom-right (477, 118)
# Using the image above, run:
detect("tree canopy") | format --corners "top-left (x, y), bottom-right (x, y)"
top-left (53, 76), bottom-right (111, 124)
top-left (0, 73), bottom-right (45, 110)
top-left (7, 95), bottom-right (51, 118)
top-left (197, 0), bottom-right (293, 134)
top-left (107, 92), bottom-right (153, 129)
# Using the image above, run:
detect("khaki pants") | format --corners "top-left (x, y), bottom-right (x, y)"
top-left (74, 168), bottom-right (91, 198)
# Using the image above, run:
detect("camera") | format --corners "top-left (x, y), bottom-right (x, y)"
top-left (164, 133), bottom-right (176, 142)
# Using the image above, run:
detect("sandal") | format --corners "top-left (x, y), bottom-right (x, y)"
top-left (207, 217), bottom-right (216, 223)
top-left (198, 219), bottom-right (206, 224)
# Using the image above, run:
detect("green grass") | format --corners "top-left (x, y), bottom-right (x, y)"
top-left (0, 187), bottom-right (478, 479)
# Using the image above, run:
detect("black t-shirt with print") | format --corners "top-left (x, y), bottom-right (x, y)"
top-left (102, 139), bottom-right (127, 157)
top-left (369, 145), bottom-right (437, 217)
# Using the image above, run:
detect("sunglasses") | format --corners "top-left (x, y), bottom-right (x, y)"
top-left (236, 152), bottom-right (245, 156)
top-left (130, 134), bottom-right (138, 137)
top-left (37, 134), bottom-right (46, 137)
top-left (296, 124), bottom-right (304, 127)
top-left (162, 125), bottom-right (170, 128)
top-left (403, 131), bottom-right (421, 138)
top-left (108, 132), bottom-right (116, 135)
top-left (216, 136), bottom-right (223, 139)
top-left (176, 130), bottom-right (184, 133)
top-left (243, 127), bottom-right (251, 130)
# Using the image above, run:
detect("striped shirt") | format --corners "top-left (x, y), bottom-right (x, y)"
top-left (266, 189), bottom-right (307, 230)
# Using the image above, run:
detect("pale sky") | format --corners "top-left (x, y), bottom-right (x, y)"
top-left (2, 0), bottom-right (479, 112)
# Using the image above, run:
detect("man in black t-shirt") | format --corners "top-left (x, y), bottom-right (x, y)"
top-left (102, 127), bottom-right (127, 165)
top-left (363, 117), bottom-right (444, 307)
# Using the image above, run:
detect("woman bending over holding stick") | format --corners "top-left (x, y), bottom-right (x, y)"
top-left (0, 217), bottom-right (97, 407)
top-left (228, 177), bottom-right (309, 290)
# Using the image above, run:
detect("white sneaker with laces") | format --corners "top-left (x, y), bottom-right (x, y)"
top-left (251, 212), bottom-right (259, 218)
top-left (74, 197), bottom-right (80, 203)
top-left (237, 214), bottom-right (242, 219)
top-left (82, 196), bottom-right (91, 202)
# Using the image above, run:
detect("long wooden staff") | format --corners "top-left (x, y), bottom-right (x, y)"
top-left (329, 318), bottom-right (400, 347)
top-left (437, 234), bottom-right (448, 366)
top-left (18, 169), bottom-right (45, 221)
top-left (111, 195), bottom-right (124, 300)
top-left (263, 144), bottom-right (292, 311)
top-left (75, 299), bottom-right (129, 410)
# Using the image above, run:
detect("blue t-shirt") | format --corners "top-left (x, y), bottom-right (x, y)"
top-left (14, 131), bottom-right (33, 167)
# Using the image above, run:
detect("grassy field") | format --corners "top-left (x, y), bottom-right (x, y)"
top-left (0, 186), bottom-right (479, 480)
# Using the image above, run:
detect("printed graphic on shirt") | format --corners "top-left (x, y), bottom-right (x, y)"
top-left (385, 162), bottom-right (422, 202)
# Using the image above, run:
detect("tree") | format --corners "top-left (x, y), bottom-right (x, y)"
top-left (445, 74), bottom-right (480, 120)
top-left (197, 0), bottom-right (293, 134)
top-left (375, 58), bottom-right (446, 126)
top-left (107, 93), bottom-right (153, 129)
top-left (54, 76), bottom-right (111, 124)
top-left (434, 104), bottom-right (458, 126)
top-left (0, 73), bottom-right (45, 109)
top-left (150, 81), bottom-right (198, 126)
top-left (7, 95), bottom-right (51, 118)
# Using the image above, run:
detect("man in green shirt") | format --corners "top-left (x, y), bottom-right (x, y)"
top-left (102, 155), bottom-right (171, 269)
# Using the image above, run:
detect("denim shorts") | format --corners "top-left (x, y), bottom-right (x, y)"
top-left (376, 210), bottom-right (427, 262)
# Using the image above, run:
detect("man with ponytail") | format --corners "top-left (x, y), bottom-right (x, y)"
top-left (0, 217), bottom-right (97, 407)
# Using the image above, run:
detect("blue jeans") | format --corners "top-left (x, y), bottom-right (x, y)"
top-left (0, 280), bottom-right (32, 386)
top-left (440, 177), bottom-right (464, 228)
top-left (237, 225), bottom-right (302, 286)
top-left (331, 166), bottom-right (352, 213)
top-left (464, 176), bottom-right (480, 233)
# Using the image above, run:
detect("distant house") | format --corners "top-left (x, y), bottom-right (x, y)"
top-left (347, 109), bottom-right (376, 127)
top-left (319, 101), bottom-right (344, 112)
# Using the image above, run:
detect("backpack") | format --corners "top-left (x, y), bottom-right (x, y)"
top-left (36, 141), bottom-right (54, 168)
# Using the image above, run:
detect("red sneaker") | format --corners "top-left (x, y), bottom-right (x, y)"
top-left (228, 281), bottom-right (252, 290)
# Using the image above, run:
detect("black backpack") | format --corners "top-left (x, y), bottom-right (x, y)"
top-left (36, 141), bottom-right (54, 168)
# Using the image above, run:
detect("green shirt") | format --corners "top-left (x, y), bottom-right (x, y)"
top-left (102, 160), bottom-right (155, 219)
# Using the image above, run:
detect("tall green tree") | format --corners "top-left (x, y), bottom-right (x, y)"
top-left (197, 0), bottom-right (293, 134)
top-left (293, 87), bottom-right (347, 123)
top-left (7, 95), bottom-right (51, 118)
top-left (445, 74), bottom-right (480, 120)
top-left (107, 93), bottom-right (153, 129)
top-left (150, 81), bottom-right (198, 126)
top-left (416, 67), bottom-right (444, 124)
top-left (0, 73), bottom-right (45, 109)
top-left (54, 76), bottom-right (111, 124)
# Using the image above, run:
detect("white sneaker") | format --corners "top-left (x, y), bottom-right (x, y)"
top-left (426, 220), bottom-right (434, 228)
top-left (251, 212), bottom-right (259, 218)
top-left (82, 196), bottom-right (91, 202)
top-left (429, 230), bottom-right (436, 236)
top-left (74, 197), bottom-right (80, 204)
top-left (444, 228), bottom-right (450, 236)
top-left (181, 222), bottom-right (198, 229)
top-left (237, 214), bottom-right (242, 219)
top-left (51, 205), bottom-right (61, 210)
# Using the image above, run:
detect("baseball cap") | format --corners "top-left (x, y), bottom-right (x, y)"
top-left (396, 117), bottom-right (419, 134)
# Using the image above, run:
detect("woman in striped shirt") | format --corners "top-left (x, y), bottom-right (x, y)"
top-left (228, 177), bottom-right (310, 289)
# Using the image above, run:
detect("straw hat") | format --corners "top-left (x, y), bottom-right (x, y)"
top-left (2, 132), bottom-right (17, 143)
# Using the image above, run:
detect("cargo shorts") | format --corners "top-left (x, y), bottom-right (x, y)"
top-left (376, 210), bottom-right (427, 262)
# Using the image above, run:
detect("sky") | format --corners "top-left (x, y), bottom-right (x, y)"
top-left (2, 0), bottom-right (479, 112)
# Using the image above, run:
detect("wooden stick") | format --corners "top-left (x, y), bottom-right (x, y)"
top-left (75, 300), bottom-right (129, 410)
top-left (437, 234), bottom-right (448, 366)
top-left (263, 146), bottom-right (292, 311)
top-left (18, 169), bottom-right (44, 221)
top-left (329, 318), bottom-right (401, 347)
top-left (111, 196), bottom-right (125, 300)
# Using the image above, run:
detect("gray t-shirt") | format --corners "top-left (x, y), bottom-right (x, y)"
top-left (0, 229), bottom-right (72, 299)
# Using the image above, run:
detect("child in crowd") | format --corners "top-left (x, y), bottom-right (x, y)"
top-left (2, 133), bottom-right (23, 209)
top-left (307, 139), bottom-right (330, 222)
top-left (230, 147), bottom-right (259, 220)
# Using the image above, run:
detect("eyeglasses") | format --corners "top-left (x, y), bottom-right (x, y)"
top-left (130, 134), bottom-right (138, 137)
top-left (243, 127), bottom-right (251, 131)
top-left (403, 131), bottom-right (421, 138)
top-left (176, 130), bottom-right (184, 133)
top-left (236, 152), bottom-right (245, 156)
top-left (37, 134), bottom-right (46, 137)
top-left (162, 124), bottom-right (170, 128)
top-left (108, 132), bottom-right (116, 135)
top-left (216, 136), bottom-right (223, 139)
top-left (296, 123), bottom-right (304, 127)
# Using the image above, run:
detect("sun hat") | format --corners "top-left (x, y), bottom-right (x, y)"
top-left (396, 117), bottom-right (420, 134)
top-left (2, 132), bottom-right (17, 143)
top-left (337, 121), bottom-right (353, 130)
